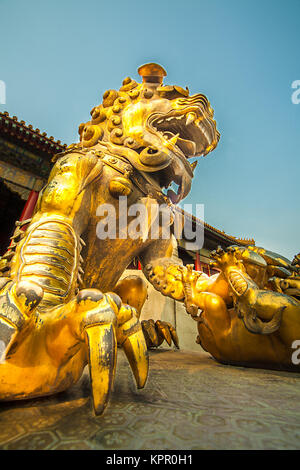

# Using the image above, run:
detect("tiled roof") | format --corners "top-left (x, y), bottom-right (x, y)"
top-left (0, 111), bottom-right (67, 156)
top-left (174, 206), bottom-right (255, 247)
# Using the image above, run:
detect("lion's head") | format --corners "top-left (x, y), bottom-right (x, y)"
top-left (77, 63), bottom-right (220, 203)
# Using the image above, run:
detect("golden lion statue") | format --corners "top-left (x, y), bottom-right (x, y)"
top-left (0, 63), bottom-right (219, 414)
top-left (0, 63), bottom-right (298, 416)
top-left (193, 246), bottom-right (300, 371)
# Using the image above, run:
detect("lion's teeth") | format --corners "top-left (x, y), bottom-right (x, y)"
top-left (190, 161), bottom-right (198, 172)
top-left (186, 113), bottom-right (196, 125)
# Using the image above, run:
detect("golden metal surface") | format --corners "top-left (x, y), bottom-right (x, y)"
top-left (143, 244), bottom-right (300, 371)
top-left (0, 62), bottom-right (297, 419)
top-left (193, 246), bottom-right (300, 370)
top-left (0, 63), bottom-right (219, 414)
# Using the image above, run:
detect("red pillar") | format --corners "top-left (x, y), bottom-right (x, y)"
top-left (195, 251), bottom-right (201, 271)
top-left (7, 190), bottom-right (39, 249)
top-left (19, 190), bottom-right (39, 228)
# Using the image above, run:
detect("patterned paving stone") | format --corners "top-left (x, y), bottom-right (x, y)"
top-left (56, 411), bottom-right (99, 440)
top-left (4, 431), bottom-right (57, 450)
top-left (208, 431), bottom-right (258, 450)
top-left (53, 440), bottom-right (94, 450)
top-left (131, 416), bottom-right (170, 436)
top-left (0, 349), bottom-right (299, 450)
top-left (260, 437), bottom-right (298, 450)
top-left (99, 411), bottom-right (131, 427)
top-left (91, 429), bottom-right (135, 449)
top-left (140, 436), bottom-right (181, 450)
top-left (0, 422), bottom-right (25, 444)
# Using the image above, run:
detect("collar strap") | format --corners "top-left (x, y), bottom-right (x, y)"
top-left (93, 150), bottom-right (169, 204)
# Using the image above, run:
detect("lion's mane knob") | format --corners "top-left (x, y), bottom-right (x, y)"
top-left (109, 175), bottom-right (133, 198)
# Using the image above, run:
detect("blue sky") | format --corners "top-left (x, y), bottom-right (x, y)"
top-left (1, 0), bottom-right (299, 260)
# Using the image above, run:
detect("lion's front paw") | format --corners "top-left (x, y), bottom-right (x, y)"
top-left (211, 246), bottom-right (246, 274)
top-left (55, 288), bottom-right (149, 415)
top-left (141, 319), bottom-right (179, 349)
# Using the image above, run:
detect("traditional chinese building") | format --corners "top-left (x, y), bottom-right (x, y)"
top-left (0, 111), bottom-right (66, 253)
top-left (175, 207), bottom-right (254, 275)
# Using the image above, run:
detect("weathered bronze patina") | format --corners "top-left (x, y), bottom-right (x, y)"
top-left (173, 246), bottom-right (300, 371)
top-left (0, 63), bottom-right (298, 417)
top-left (0, 63), bottom-right (219, 414)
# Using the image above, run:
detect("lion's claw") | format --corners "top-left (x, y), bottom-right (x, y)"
top-left (211, 245), bottom-right (245, 273)
top-left (141, 319), bottom-right (179, 349)
top-left (0, 280), bottom-right (44, 362)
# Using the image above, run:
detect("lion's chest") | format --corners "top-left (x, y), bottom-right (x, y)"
top-left (80, 177), bottom-right (153, 292)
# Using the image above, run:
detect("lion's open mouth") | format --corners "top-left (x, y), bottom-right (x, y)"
top-left (143, 95), bottom-right (220, 203)
top-left (147, 106), bottom-right (219, 203)
top-left (149, 106), bottom-right (219, 159)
